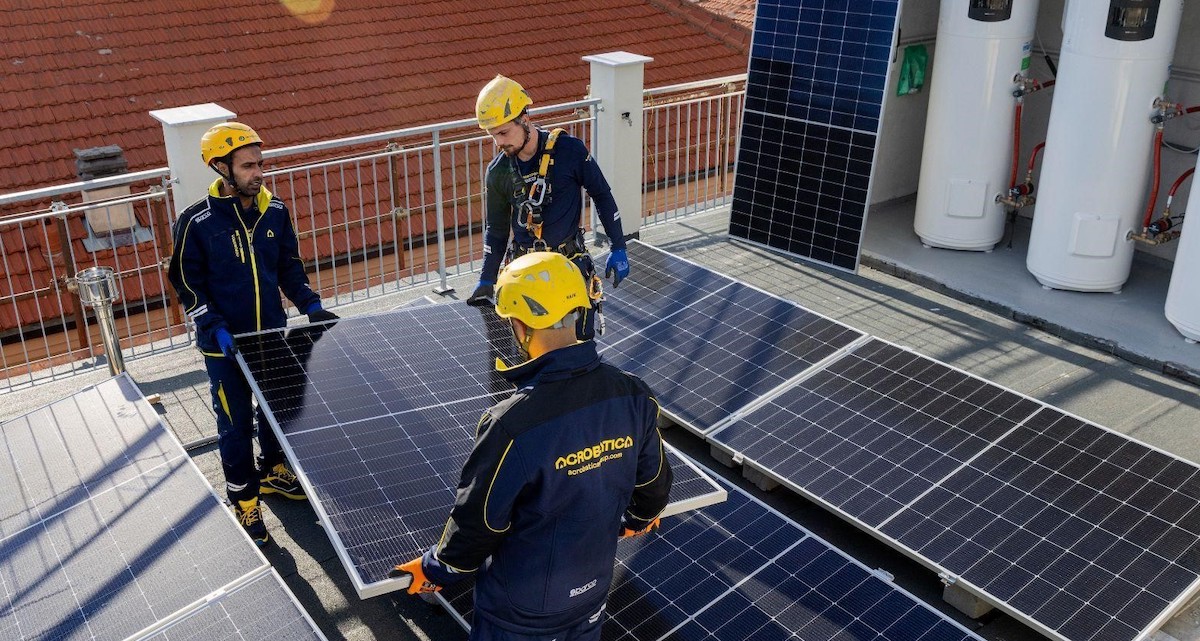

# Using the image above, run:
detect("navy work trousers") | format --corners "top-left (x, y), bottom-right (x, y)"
top-left (204, 355), bottom-right (283, 503)
top-left (469, 605), bottom-right (603, 641)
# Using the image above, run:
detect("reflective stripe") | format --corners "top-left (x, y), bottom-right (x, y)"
top-left (482, 440), bottom-right (515, 533)
top-left (216, 382), bottom-right (232, 421)
top-left (176, 215), bottom-right (203, 315)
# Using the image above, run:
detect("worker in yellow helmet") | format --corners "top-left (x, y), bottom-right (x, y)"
top-left (167, 122), bottom-right (338, 546)
top-left (393, 252), bottom-right (672, 641)
top-left (466, 75), bottom-right (630, 343)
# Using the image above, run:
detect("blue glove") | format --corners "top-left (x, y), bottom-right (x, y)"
top-left (605, 249), bottom-right (629, 288)
top-left (466, 281), bottom-right (495, 307)
top-left (215, 328), bottom-right (237, 358)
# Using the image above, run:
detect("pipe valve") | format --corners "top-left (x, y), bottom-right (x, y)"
top-left (1148, 215), bottom-right (1176, 236)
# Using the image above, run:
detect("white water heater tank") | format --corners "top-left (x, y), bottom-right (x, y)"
top-left (1165, 160), bottom-right (1200, 342)
top-left (914, 0), bottom-right (1039, 251)
top-left (1026, 0), bottom-right (1183, 291)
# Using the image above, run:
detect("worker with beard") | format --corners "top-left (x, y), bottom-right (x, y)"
top-left (168, 122), bottom-right (338, 545)
top-left (465, 75), bottom-right (630, 341)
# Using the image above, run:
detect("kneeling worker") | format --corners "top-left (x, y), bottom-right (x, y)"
top-left (392, 252), bottom-right (672, 640)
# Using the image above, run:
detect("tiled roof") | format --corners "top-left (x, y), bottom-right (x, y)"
top-left (685, 0), bottom-right (758, 29)
top-left (0, 0), bottom-right (750, 195)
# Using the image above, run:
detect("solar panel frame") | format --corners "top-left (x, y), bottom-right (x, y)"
top-left (437, 452), bottom-right (985, 641)
top-left (237, 308), bottom-right (727, 599)
top-left (728, 0), bottom-right (903, 272)
top-left (705, 337), bottom-right (1200, 641)
top-left (0, 374), bottom-right (326, 641)
top-left (600, 241), bottom-right (867, 435)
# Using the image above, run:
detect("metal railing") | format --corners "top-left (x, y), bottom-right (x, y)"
top-left (0, 74), bottom-right (745, 392)
top-left (643, 75), bottom-right (746, 223)
top-left (261, 101), bottom-right (596, 307)
top-left (0, 171), bottom-right (182, 390)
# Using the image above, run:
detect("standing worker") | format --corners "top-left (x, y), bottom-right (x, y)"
top-left (466, 74), bottom-right (631, 341)
top-left (167, 122), bottom-right (339, 545)
top-left (393, 252), bottom-right (672, 641)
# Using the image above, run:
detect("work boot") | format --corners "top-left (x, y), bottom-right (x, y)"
top-left (259, 462), bottom-right (306, 500)
top-left (235, 497), bottom-right (269, 546)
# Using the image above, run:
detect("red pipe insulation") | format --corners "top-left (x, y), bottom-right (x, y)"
top-left (1028, 142), bottom-right (1046, 174)
top-left (1168, 167), bottom-right (1195, 199)
top-left (1143, 128), bottom-right (1164, 229)
top-left (1011, 102), bottom-right (1023, 189)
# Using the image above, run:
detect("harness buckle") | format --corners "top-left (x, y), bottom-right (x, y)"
top-left (527, 177), bottom-right (549, 207)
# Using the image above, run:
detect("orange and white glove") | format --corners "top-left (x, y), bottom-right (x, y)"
top-left (619, 517), bottom-right (661, 539)
top-left (388, 557), bottom-right (442, 595)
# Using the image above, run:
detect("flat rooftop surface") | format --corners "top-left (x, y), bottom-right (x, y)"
top-left (5, 207), bottom-right (1199, 641)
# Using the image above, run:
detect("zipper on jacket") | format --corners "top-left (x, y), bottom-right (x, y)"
top-left (233, 201), bottom-right (263, 331)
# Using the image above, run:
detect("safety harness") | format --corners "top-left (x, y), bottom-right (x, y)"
top-left (510, 128), bottom-right (603, 305)
top-left (519, 127), bottom-right (563, 250)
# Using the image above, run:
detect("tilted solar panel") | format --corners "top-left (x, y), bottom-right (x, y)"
top-left (238, 308), bottom-right (726, 599)
top-left (708, 337), bottom-right (1200, 641)
top-left (601, 242), bottom-right (865, 434)
top-left (439, 464), bottom-right (984, 641)
top-left (0, 375), bottom-right (323, 641)
top-left (730, 0), bottom-right (902, 271)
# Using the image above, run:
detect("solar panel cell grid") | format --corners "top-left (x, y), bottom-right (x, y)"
top-left (709, 339), bottom-right (1040, 527)
top-left (441, 472), bottom-right (983, 641)
top-left (0, 376), bottom-right (305, 641)
top-left (602, 243), bottom-right (864, 434)
top-left (142, 571), bottom-right (324, 641)
top-left (880, 406), bottom-right (1200, 641)
top-left (731, 0), bottom-right (900, 270)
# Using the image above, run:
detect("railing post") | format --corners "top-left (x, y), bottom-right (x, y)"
top-left (48, 201), bottom-right (91, 352)
top-left (148, 188), bottom-right (182, 327)
top-left (583, 51), bottom-right (653, 241)
top-left (149, 103), bottom-right (236, 218)
top-left (431, 130), bottom-right (453, 295)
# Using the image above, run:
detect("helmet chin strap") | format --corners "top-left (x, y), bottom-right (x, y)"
top-left (518, 119), bottom-right (532, 157)
top-left (218, 164), bottom-right (258, 199)
top-left (510, 320), bottom-right (534, 361)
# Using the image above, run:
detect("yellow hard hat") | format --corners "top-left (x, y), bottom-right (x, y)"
top-left (476, 75), bottom-right (532, 130)
top-left (200, 122), bottom-right (262, 166)
top-left (494, 252), bottom-right (587, 329)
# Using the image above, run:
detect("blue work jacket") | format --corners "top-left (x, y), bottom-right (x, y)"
top-left (167, 180), bottom-right (319, 356)
top-left (422, 340), bottom-right (672, 634)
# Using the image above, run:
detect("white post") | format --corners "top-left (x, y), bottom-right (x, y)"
top-left (149, 103), bottom-right (236, 218)
top-left (583, 51), bottom-right (653, 240)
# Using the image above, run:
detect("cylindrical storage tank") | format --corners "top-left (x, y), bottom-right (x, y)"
top-left (1165, 159), bottom-right (1200, 342)
top-left (1026, 0), bottom-right (1183, 291)
top-left (914, 0), bottom-right (1039, 251)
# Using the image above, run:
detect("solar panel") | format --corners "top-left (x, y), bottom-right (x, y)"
top-left (881, 407), bottom-right (1200, 641)
top-left (708, 339), bottom-right (1041, 526)
top-left (439, 463), bottom-right (984, 641)
top-left (0, 375), bottom-right (324, 641)
top-left (706, 337), bottom-right (1200, 641)
top-left (139, 570), bottom-right (324, 641)
top-left (238, 309), bottom-right (726, 599)
top-left (729, 0), bottom-right (902, 271)
top-left (601, 242), bottom-right (865, 434)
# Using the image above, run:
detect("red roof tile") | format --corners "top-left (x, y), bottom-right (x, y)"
top-left (0, 0), bottom-right (749, 195)
top-left (684, 0), bottom-right (757, 29)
